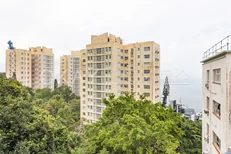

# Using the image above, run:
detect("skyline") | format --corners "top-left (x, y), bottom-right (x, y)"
top-left (1, 0), bottom-right (231, 80)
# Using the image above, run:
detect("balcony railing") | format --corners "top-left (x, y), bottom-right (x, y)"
top-left (203, 35), bottom-right (231, 60)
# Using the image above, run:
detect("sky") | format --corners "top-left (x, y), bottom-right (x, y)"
top-left (0, 0), bottom-right (231, 81)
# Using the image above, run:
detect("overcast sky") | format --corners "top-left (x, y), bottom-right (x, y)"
top-left (0, 0), bottom-right (231, 81)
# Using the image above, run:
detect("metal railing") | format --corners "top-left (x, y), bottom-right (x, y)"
top-left (203, 35), bottom-right (231, 60)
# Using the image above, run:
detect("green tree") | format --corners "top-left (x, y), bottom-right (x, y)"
top-left (69, 99), bottom-right (81, 121)
top-left (54, 79), bottom-right (58, 89)
top-left (52, 85), bottom-right (76, 103)
top-left (83, 93), bottom-right (184, 154)
top-left (35, 88), bottom-right (53, 102)
top-left (0, 75), bottom-right (34, 152)
top-left (40, 95), bottom-right (80, 129)
top-left (0, 74), bottom-right (81, 153)
top-left (177, 120), bottom-right (202, 154)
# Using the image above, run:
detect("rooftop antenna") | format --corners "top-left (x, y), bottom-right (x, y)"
top-left (179, 95), bottom-right (182, 104)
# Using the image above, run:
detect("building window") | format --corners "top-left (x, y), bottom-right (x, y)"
top-left (144, 55), bottom-right (150, 59)
top-left (138, 70), bottom-right (140, 73)
top-left (213, 132), bottom-right (221, 150)
top-left (144, 77), bottom-right (150, 81)
top-left (138, 85), bottom-right (140, 88)
top-left (206, 97), bottom-right (209, 109)
top-left (207, 70), bottom-right (210, 81)
top-left (138, 55), bottom-right (140, 58)
top-left (144, 93), bottom-right (150, 97)
top-left (213, 69), bottom-right (220, 83)
top-left (144, 62), bottom-right (150, 66)
top-left (213, 101), bottom-right (220, 118)
top-left (144, 70), bottom-right (150, 74)
top-left (144, 85), bottom-right (150, 89)
top-left (144, 47), bottom-right (150, 51)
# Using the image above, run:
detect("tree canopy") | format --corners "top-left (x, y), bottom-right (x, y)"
top-left (0, 74), bottom-right (81, 153)
top-left (0, 74), bottom-right (201, 153)
top-left (83, 93), bottom-right (184, 154)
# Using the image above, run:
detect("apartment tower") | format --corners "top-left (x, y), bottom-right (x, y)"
top-left (30, 47), bottom-right (54, 90)
top-left (6, 44), bottom-right (54, 90)
top-left (60, 51), bottom-right (81, 96)
top-left (79, 33), bottom-right (160, 123)
top-left (6, 48), bottom-right (32, 87)
top-left (202, 35), bottom-right (231, 154)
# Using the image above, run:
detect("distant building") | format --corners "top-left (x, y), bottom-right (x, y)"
top-left (201, 35), bottom-right (231, 154)
top-left (169, 100), bottom-right (198, 121)
top-left (6, 48), bottom-right (32, 87)
top-left (60, 51), bottom-right (80, 96)
top-left (29, 47), bottom-right (54, 90)
top-left (6, 45), bottom-right (54, 90)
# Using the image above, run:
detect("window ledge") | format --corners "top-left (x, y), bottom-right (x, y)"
top-left (212, 142), bottom-right (221, 154)
top-left (213, 82), bottom-right (221, 85)
top-left (213, 112), bottom-right (221, 120)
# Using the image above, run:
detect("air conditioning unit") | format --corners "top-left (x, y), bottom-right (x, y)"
top-left (203, 150), bottom-right (209, 154)
top-left (204, 109), bottom-right (209, 115)
top-left (204, 134), bottom-right (209, 142)
top-left (228, 146), bottom-right (231, 152)
top-left (205, 83), bottom-right (209, 89)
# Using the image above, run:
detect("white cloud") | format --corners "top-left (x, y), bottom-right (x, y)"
top-left (0, 0), bottom-right (231, 79)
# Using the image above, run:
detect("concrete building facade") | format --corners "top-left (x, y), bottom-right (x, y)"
top-left (6, 46), bottom-right (54, 90)
top-left (202, 36), bottom-right (231, 154)
top-left (6, 49), bottom-right (32, 87)
top-left (60, 51), bottom-right (81, 96)
top-left (78, 33), bottom-right (160, 123)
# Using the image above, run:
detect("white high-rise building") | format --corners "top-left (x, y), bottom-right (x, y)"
top-left (202, 35), bottom-right (231, 154)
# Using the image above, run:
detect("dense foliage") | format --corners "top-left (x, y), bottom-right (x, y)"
top-left (83, 93), bottom-right (183, 154)
top-left (177, 120), bottom-right (202, 154)
top-left (0, 74), bottom-right (201, 153)
top-left (0, 74), bottom-right (81, 153)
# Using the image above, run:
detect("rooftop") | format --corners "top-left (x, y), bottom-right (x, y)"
top-left (203, 35), bottom-right (231, 60)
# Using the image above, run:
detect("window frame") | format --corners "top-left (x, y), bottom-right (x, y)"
top-left (144, 54), bottom-right (150, 59)
top-left (213, 131), bottom-right (221, 150)
top-left (213, 68), bottom-right (221, 83)
top-left (213, 100), bottom-right (221, 119)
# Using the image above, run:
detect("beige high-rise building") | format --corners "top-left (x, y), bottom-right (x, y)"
top-left (60, 51), bottom-right (81, 95)
top-left (6, 46), bottom-right (54, 90)
top-left (30, 47), bottom-right (54, 89)
top-left (76, 33), bottom-right (160, 123)
top-left (202, 36), bottom-right (231, 154)
top-left (6, 48), bottom-right (32, 87)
